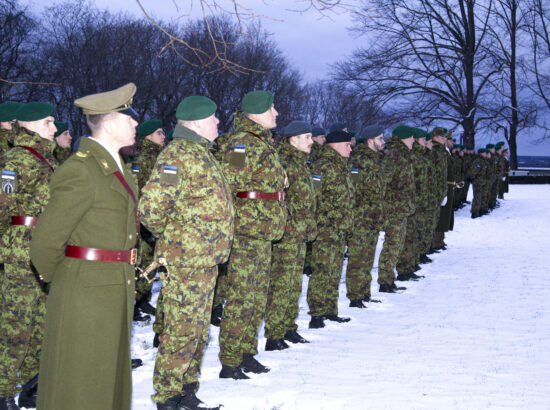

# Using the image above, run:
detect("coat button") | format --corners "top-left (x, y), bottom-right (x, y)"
top-left (127, 279), bottom-right (131, 285)
top-left (129, 234), bottom-right (133, 240)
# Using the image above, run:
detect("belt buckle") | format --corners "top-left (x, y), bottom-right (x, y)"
top-left (130, 248), bottom-right (137, 265)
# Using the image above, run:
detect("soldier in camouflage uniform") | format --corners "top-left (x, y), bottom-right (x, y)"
top-left (303, 126), bottom-right (325, 277)
top-left (307, 130), bottom-right (354, 328)
top-left (52, 122), bottom-right (72, 164)
top-left (498, 144), bottom-right (510, 198)
top-left (139, 96), bottom-right (234, 410)
top-left (396, 128), bottom-right (430, 281)
top-left (216, 91), bottom-right (287, 379)
top-left (132, 119), bottom-right (165, 326)
top-left (0, 102), bottom-right (57, 410)
top-left (431, 128), bottom-right (453, 250)
top-left (0, 102), bottom-right (21, 156)
top-left (486, 143), bottom-right (500, 210)
top-left (470, 148), bottom-right (488, 218)
top-left (346, 125), bottom-right (386, 307)
top-left (264, 120), bottom-right (317, 350)
top-left (377, 126), bottom-right (415, 293)
top-left (495, 142), bottom-right (507, 199)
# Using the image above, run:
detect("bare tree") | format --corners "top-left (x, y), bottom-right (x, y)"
top-left (334, 0), bottom-right (501, 148)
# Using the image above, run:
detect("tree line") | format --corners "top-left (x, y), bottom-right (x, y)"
top-left (1, 0), bottom-right (549, 169)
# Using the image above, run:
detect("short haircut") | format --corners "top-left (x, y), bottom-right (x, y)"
top-left (86, 112), bottom-right (116, 135)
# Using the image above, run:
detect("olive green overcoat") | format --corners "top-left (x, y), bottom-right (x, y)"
top-left (30, 137), bottom-right (137, 410)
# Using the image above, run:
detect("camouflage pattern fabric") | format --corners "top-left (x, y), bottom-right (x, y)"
top-left (212, 263), bottom-right (228, 309)
top-left (0, 129), bottom-right (57, 396)
top-left (378, 137), bottom-right (415, 285)
top-left (307, 145), bottom-right (354, 317)
top-left (488, 155), bottom-right (500, 208)
top-left (265, 138), bottom-right (316, 339)
top-left (309, 141), bottom-right (323, 164)
top-left (133, 138), bottom-right (164, 304)
top-left (346, 143), bottom-right (386, 301)
top-left (152, 266), bottom-right (217, 402)
top-left (53, 145), bottom-right (71, 164)
top-left (481, 156), bottom-right (491, 213)
top-left (216, 111), bottom-right (286, 367)
top-left (0, 128), bottom-right (14, 156)
top-left (470, 154), bottom-right (487, 216)
top-left (219, 236), bottom-right (271, 366)
top-left (419, 148), bottom-right (443, 255)
top-left (138, 124), bottom-right (234, 401)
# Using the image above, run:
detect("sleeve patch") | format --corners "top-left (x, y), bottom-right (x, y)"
top-left (2, 170), bottom-right (16, 194)
top-left (227, 145), bottom-right (246, 168)
top-left (159, 164), bottom-right (179, 184)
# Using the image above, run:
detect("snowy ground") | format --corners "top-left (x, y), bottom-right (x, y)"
top-left (131, 185), bottom-right (550, 410)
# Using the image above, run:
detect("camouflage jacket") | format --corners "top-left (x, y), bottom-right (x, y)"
top-left (430, 142), bottom-right (448, 202)
top-left (217, 111), bottom-right (287, 241)
top-left (470, 155), bottom-right (487, 182)
top-left (495, 154), bottom-right (507, 179)
top-left (349, 142), bottom-right (386, 227)
top-left (139, 124), bottom-right (234, 268)
top-left (132, 138), bottom-right (164, 195)
top-left (312, 144), bottom-right (355, 239)
top-left (0, 128), bottom-right (14, 156)
top-left (411, 142), bottom-right (431, 211)
top-left (383, 137), bottom-right (416, 219)
top-left (0, 129), bottom-right (57, 266)
top-left (53, 145), bottom-right (71, 164)
top-left (452, 153), bottom-right (464, 184)
top-left (309, 141), bottom-right (323, 164)
top-left (276, 139), bottom-right (317, 243)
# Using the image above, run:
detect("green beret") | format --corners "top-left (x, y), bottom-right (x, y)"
top-left (326, 130), bottom-right (352, 143)
top-left (137, 119), bottom-right (162, 137)
top-left (312, 126), bottom-right (325, 137)
top-left (495, 141), bottom-right (505, 149)
top-left (284, 120), bottom-right (311, 137)
top-left (241, 90), bottom-right (274, 114)
top-left (0, 101), bottom-right (22, 122)
top-left (430, 127), bottom-right (447, 137)
top-left (486, 143), bottom-right (495, 149)
top-left (16, 102), bottom-right (56, 121)
top-left (54, 122), bottom-right (68, 138)
top-left (75, 83), bottom-right (137, 117)
top-left (176, 96), bottom-right (217, 121)
top-left (329, 122), bottom-right (346, 133)
top-left (359, 125), bottom-right (384, 141)
top-left (478, 148), bottom-right (486, 153)
top-left (392, 125), bottom-right (414, 139)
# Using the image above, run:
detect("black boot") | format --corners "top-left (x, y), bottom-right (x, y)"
top-left (308, 316), bottom-right (325, 329)
top-left (413, 264), bottom-right (421, 272)
top-left (396, 273), bottom-right (412, 281)
top-left (137, 299), bottom-right (156, 315)
top-left (18, 374), bottom-right (38, 409)
top-left (284, 329), bottom-right (309, 344)
top-left (324, 314), bottom-right (351, 323)
top-left (363, 295), bottom-right (381, 303)
top-left (210, 304), bottom-right (223, 327)
top-left (392, 283), bottom-right (406, 291)
top-left (265, 338), bottom-right (289, 351)
top-left (133, 305), bottom-right (150, 323)
top-left (419, 254), bottom-right (432, 264)
top-left (239, 354), bottom-right (270, 374)
top-left (349, 299), bottom-right (366, 308)
top-left (302, 266), bottom-right (312, 276)
top-left (219, 365), bottom-right (249, 380)
top-left (157, 395), bottom-right (182, 410)
top-left (179, 391), bottom-right (221, 410)
top-left (153, 332), bottom-right (161, 348)
top-left (0, 397), bottom-right (19, 410)
top-left (427, 247), bottom-right (440, 254)
top-left (131, 358), bottom-right (143, 369)
top-left (408, 272), bottom-right (424, 279)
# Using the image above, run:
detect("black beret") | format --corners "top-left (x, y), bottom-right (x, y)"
top-left (284, 120), bottom-right (311, 137)
top-left (359, 125), bottom-right (384, 141)
top-left (329, 121), bottom-right (346, 133)
top-left (326, 130), bottom-right (352, 143)
top-left (311, 126), bottom-right (325, 137)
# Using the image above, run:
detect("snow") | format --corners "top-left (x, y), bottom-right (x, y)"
top-left (131, 185), bottom-right (550, 410)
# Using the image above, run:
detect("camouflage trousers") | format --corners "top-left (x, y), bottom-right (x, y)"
top-left (152, 265), bottom-right (217, 403)
top-left (0, 264), bottom-right (46, 396)
top-left (307, 232), bottom-right (346, 317)
top-left (219, 236), bottom-right (271, 367)
top-left (416, 208), bottom-right (438, 257)
top-left (135, 239), bottom-right (155, 303)
top-left (212, 263), bottom-right (228, 309)
top-left (481, 183), bottom-right (490, 213)
top-left (152, 291), bottom-right (165, 335)
top-left (303, 241), bottom-right (313, 273)
top-left (396, 213), bottom-right (417, 275)
top-left (378, 218), bottom-right (407, 286)
top-left (264, 240), bottom-right (306, 340)
top-left (471, 181), bottom-right (484, 216)
top-left (346, 223), bottom-right (381, 301)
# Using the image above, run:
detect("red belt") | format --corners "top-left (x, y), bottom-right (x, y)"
top-left (11, 216), bottom-right (39, 226)
top-left (236, 191), bottom-right (285, 201)
top-left (65, 245), bottom-right (138, 264)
